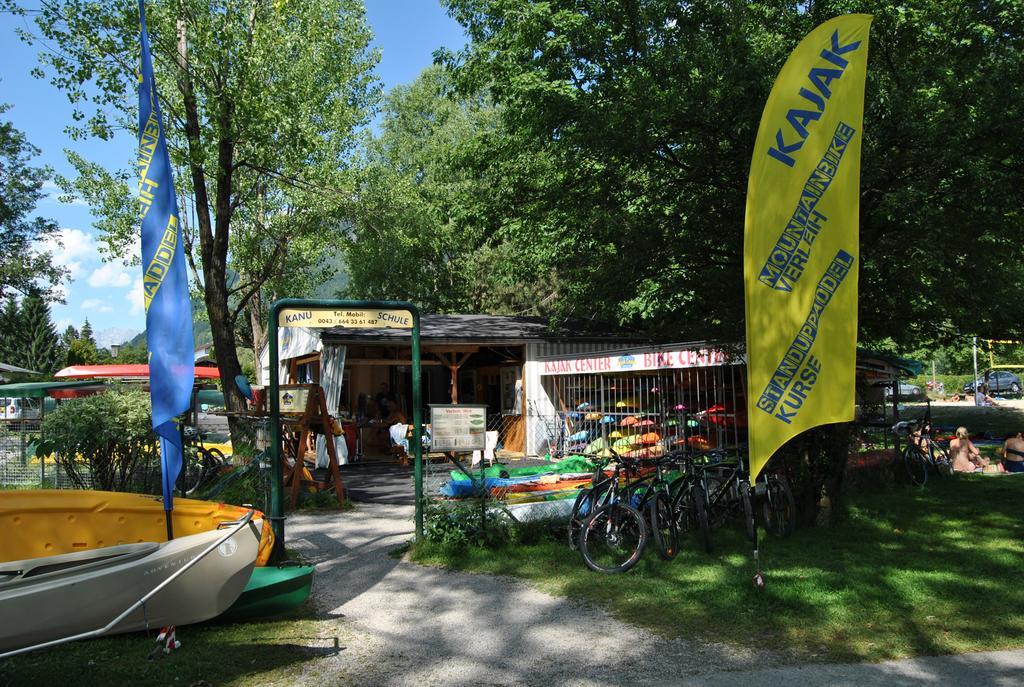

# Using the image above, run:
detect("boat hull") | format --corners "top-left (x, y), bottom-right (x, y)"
top-left (0, 520), bottom-right (262, 652)
top-left (221, 565), bottom-right (315, 621)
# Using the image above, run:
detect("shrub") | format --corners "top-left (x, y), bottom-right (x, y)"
top-left (41, 388), bottom-right (158, 492)
top-left (422, 498), bottom-right (517, 547)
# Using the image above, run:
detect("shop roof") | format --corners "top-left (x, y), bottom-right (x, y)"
top-left (0, 380), bottom-right (104, 398)
top-left (320, 314), bottom-right (645, 346)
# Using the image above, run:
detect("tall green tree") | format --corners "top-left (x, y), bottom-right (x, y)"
top-left (9, 294), bottom-right (62, 373)
top-left (0, 105), bottom-right (66, 302)
top-left (439, 0), bottom-right (1024, 349)
top-left (346, 66), bottom-right (560, 315)
top-left (0, 297), bottom-right (21, 362)
top-left (10, 0), bottom-right (379, 434)
top-left (79, 319), bottom-right (95, 346)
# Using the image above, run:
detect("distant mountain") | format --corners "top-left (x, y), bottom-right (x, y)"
top-left (95, 327), bottom-right (140, 349)
top-left (127, 319), bottom-right (212, 348)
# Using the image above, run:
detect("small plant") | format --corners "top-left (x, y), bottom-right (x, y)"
top-left (422, 498), bottom-right (517, 547)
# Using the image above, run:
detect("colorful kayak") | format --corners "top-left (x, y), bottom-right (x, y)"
top-left (221, 564), bottom-right (314, 621)
top-left (0, 490), bottom-right (274, 566)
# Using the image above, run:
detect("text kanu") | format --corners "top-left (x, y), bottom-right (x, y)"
top-left (767, 30), bottom-right (864, 168)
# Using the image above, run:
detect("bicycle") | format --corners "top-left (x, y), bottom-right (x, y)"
top-left (695, 450), bottom-right (756, 544)
top-left (760, 471), bottom-right (796, 537)
top-left (893, 400), bottom-right (951, 487)
top-left (664, 450), bottom-right (713, 553)
top-left (625, 453), bottom-right (680, 561)
top-left (181, 426), bottom-right (227, 496)
top-left (568, 451), bottom-right (650, 574)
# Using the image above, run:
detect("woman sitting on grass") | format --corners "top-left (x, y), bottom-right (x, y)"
top-left (999, 432), bottom-right (1024, 473)
top-left (948, 427), bottom-right (995, 473)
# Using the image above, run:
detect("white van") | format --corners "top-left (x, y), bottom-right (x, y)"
top-left (0, 398), bottom-right (41, 421)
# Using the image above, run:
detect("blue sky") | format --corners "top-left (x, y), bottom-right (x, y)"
top-left (0, 1), bottom-right (465, 341)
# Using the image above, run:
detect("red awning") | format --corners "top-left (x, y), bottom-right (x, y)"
top-left (54, 364), bottom-right (221, 380)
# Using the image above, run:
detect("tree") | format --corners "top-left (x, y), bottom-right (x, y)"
top-left (66, 337), bottom-right (99, 366)
top-left (12, 0), bottom-right (379, 437)
top-left (79, 319), bottom-right (95, 346)
top-left (0, 105), bottom-right (67, 302)
top-left (345, 66), bottom-right (560, 315)
top-left (0, 297), bottom-right (21, 362)
top-left (60, 324), bottom-right (79, 347)
top-left (438, 0), bottom-right (1024, 348)
top-left (12, 294), bottom-right (62, 373)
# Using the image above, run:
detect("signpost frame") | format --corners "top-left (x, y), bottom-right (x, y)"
top-left (268, 299), bottom-right (424, 559)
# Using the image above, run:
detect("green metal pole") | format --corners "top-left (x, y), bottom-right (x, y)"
top-left (268, 303), bottom-right (285, 559)
top-left (411, 308), bottom-right (424, 539)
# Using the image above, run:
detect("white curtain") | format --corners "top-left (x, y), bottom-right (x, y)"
top-left (259, 326), bottom-right (322, 385)
top-left (316, 344), bottom-right (347, 468)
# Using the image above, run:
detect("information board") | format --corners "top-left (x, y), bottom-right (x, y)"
top-left (278, 386), bottom-right (311, 414)
top-left (278, 307), bottom-right (414, 329)
top-left (430, 404), bottom-right (487, 451)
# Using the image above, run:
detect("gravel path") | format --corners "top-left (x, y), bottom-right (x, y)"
top-left (283, 503), bottom-right (1024, 686)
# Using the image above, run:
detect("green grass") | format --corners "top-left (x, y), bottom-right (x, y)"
top-left (0, 605), bottom-right (349, 687)
top-left (894, 401), bottom-right (1024, 435)
top-left (410, 476), bottom-right (1024, 662)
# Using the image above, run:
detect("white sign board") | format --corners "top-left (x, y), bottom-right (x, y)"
top-left (540, 347), bottom-right (740, 376)
top-left (278, 308), bottom-right (414, 329)
top-left (430, 404), bottom-right (487, 451)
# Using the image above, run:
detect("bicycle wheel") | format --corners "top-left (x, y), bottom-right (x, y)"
top-left (647, 491), bottom-right (679, 561)
top-left (762, 475), bottom-right (796, 538)
top-left (690, 483), bottom-right (713, 553)
top-left (567, 487), bottom-right (593, 551)
top-left (904, 446), bottom-right (929, 486)
top-left (183, 447), bottom-right (218, 496)
top-left (740, 482), bottom-right (756, 543)
top-left (579, 502), bottom-right (648, 574)
top-left (929, 443), bottom-right (952, 478)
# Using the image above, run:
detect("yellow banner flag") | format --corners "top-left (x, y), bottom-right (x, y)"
top-left (744, 14), bottom-right (872, 481)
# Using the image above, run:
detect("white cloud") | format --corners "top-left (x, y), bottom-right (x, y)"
top-left (81, 298), bottom-right (114, 313)
top-left (88, 262), bottom-right (133, 288)
top-left (40, 180), bottom-right (87, 206)
top-left (41, 228), bottom-right (99, 280)
top-left (127, 277), bottom-right (145, 315)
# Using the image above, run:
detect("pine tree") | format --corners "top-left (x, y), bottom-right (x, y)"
top-left (61, 325), bottom-right (79, 348)
top-left (0, 297), bottom-right (20, 362)
top-left (17, 294), bottom-right (61, 373)
top-left (80, 319), bottom-right (95, 346)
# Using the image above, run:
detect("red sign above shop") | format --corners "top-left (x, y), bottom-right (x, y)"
top-left (540, 348), bottom-right (739, 376)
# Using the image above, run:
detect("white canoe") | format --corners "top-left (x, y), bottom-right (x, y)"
top-left (0, 516), bottom-right (261, 654)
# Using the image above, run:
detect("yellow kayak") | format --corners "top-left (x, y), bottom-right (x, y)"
top-left (0, 490), bottom-right (273, 566)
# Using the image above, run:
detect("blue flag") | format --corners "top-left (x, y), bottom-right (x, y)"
top-left (139, 0), bottom-right (194, 513)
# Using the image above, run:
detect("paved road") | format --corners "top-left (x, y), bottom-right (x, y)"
top-left (283, 465), bottom-right (1024, 686)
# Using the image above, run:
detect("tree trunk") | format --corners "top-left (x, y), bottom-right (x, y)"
top-left (177, 21), bottom-right (248, 445)
top-left (248, 288), bottom-right (268, 386)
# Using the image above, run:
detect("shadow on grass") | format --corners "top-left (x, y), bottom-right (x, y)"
top-left (0, 604), bottom-right (340, 687)
top-left (410, 476), bottom-right (1024, 663)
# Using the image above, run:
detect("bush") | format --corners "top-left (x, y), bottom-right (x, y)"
top-left (422, 498), bottom-right (517, 547)
top-left (907, 374), bottom-right (975, 397)
top-left (41, 388), bottom-right (158, 492)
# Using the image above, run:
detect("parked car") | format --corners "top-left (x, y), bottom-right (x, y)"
top-left (963, 370), bottom-right (1022, 396)
top-left (884, 382), bottom-right (924, 401)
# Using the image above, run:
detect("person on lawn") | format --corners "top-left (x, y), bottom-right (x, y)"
top-left (948, 427), bottom-right (993, 473)
top-left (999, 432), bottom-right (1024, 473)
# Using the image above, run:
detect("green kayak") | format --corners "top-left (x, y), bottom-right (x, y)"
top-left (450, 455), bottom-right (596, 481)
top-left (221, 564), bottom-right (314, 621)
